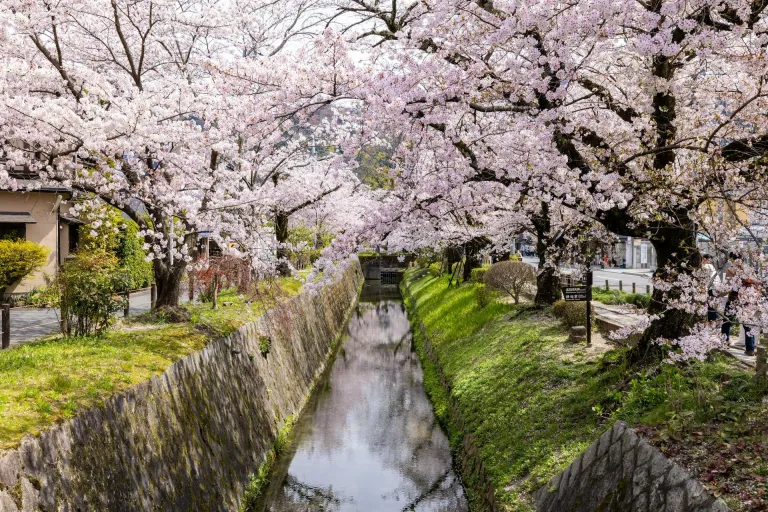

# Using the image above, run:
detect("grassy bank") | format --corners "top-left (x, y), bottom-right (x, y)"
top-left (402, 270), bottom-right (767, 511)
top-left (0, 279), bottom-right (302, 451)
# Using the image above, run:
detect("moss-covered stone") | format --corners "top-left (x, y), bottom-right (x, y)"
top-left (0, 263), bottom-right (363, 511)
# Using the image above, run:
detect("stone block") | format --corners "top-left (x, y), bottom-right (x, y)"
top-left (569, 326), bottom-right (587, 342)
top-left (20, 477), bottom-right (38, 512)
top-left (581, 438), bottom-right (598, 470)
top-left (0, 490), bottom-right (20, 512)
top-left (0, 453), bottom-right (20, 488)
top-left (666, 486), bottom-right (686, 512)
top-left (534, 421), bottom-right (729, 512)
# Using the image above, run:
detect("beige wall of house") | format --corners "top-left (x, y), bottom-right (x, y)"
top-left (0, 190), bottom-right (73, 294)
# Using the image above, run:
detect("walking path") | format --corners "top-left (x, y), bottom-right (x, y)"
top-left (4, 289), bottom-right (188, 348)
top-left (593, 302), bottom-right (756, 368)
top-left (522, 257), bottom-right (653, 290)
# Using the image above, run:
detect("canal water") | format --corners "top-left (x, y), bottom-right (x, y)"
top-left (260, 283), bottom-right (468, 511)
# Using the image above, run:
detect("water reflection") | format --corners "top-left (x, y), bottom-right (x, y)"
top-left (261, 288), bottom-right (467, 512)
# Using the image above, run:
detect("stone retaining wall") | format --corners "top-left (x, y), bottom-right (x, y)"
top-left (0, 263), bottom-right (362, 512)
top-left (534, 421), bottom-right (730, 512)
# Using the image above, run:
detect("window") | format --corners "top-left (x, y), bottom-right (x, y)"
top-left (69, 224), bottom-right (80, 253)
top-left (0, 223), bottom-right (26, 240)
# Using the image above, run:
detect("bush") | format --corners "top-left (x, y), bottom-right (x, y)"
top-left (627, 293), bottom-right (651, 309)
top-left (428, 262), bottom-right (442, 277)
top-left (484, 261), bottom-right (536, 303)
top-left (552, 300), bottom-right (595, 328)
top-left (76, 201), bottom-right (152, 291)
top-left (116, 220), bottom-right (153, 290)
top-left (591, 287), bottom-right (651, 309)
top-left (470, 267), bottom-right (488, 283)
top-left (475, 284), bottom-right (498, 308)
top-left (590, 288), bottom-right (625, 305)
top-left (25, 283), bottom-right (59, 308)
top-left (190, 255), bottom-right (252, 305)
top-left (0, 239), bottom-right (49, 296)
top-left (56, 251), bottom-right (128, 336)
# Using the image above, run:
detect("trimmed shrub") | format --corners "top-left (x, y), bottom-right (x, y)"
top-left (475, 284), bottom-right (498, 308)
top-left (56, 251), bottom-right (129, 336)
top-left (591, 287), bottom-right (651, 309)
top-left (428, 262), bottom-right (442, 277)
top-left (470, 267), bottom-right (488, 283)
top-left (484, 261), bottom-right (536, 303)
top-left (0, 239), bottom-right (49, 296)
top-left (552, 300), bottom-right (595, 328)
top-left (627, 293), bottom-right (651, 309)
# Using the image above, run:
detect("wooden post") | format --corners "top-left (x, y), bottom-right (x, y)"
top-left (150, 283), bottom-right (157, 311)
top-left (632, 282), bottom-right (636, 294)
top-left (188, 275), bottom-right (195, 302)
top-left (646, 285), bottom-right (651, 295)
top-left (123, 292), bottom-right (130, 317)
top-left (605, 280), bottom-right (609, 291)
top-left (619, 280), bottom-right (623, 292)
top-left (1, 304), bottom-right (9, 349)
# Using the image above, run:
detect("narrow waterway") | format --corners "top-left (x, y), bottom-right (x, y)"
top-left (260, 283), bottom-right (468, 512)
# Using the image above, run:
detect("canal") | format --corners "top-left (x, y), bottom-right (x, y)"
top-left (259, 283), bottom-right (468, 511)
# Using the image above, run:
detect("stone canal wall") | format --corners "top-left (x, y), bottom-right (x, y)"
top-left (534, 421), bottom-right (729, 512)
top-left (0, 263), bottom-right (362, 512)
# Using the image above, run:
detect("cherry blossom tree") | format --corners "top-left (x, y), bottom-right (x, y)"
top-left (0, 0), bottom-right (333, 306)
top-left (322, 0), bottom-right (768, 360)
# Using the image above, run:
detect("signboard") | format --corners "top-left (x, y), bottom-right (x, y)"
top-left (563, 286), bottom-right (590, 302)
top-left (640, 244), bottom-right (648, 264)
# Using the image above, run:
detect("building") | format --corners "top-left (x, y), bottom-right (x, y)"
top-left (0, 169), bottom-right (81, 297)
top-left (618, 236), bottom-right (657, 270)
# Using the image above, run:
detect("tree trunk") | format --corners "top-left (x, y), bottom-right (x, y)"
top-left (633, 220), bottom-right (702, 358)
top-left (462, 236), bottom-right (490, 282)
top-left (153, 256), bottom-right (186, 309)
top-left (535, 265), bottom-right (561, 306)
top-left (532, 202), bottom-right (562, 307)
top-left (274, 210), bottom-right (291, 277)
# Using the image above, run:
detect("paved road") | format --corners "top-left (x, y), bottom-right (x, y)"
top-left (4, 289), bottom-right (186, 348)
top-left (522, 257), bottom-right (653, 291)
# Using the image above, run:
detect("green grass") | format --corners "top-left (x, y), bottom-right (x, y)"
top-left (184, 277), bottom-right (302, 337)
top-left (0, 324), bottom-right (207, 449)
top-left (0, 277), bottom-right (303, 450)
top-left (402, 270), bottom-right (764, 511)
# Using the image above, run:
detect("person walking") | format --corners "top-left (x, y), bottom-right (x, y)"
top-left (702, 254), bottom-right (720, 322)
top-left (720, 253), bottom-right (757, 355)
